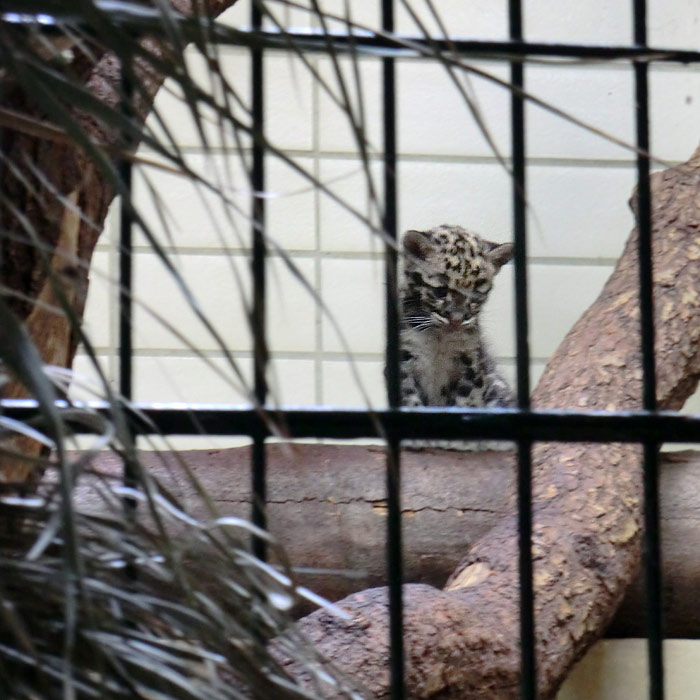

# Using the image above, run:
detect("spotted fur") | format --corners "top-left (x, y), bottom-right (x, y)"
top-left (399, 224), bottom-right (513, 448)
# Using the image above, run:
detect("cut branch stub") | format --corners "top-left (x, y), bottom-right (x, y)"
top-left (289, 148), bottom-right (700, 699)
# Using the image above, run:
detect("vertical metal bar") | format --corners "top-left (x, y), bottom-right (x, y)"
top-left (119, 60), bottom-right (137, 541)
top-left (119, 73), bottom-right (133, 405)
top-left (384, 16), bottom-right (399, 408)
top-left (118, 200), bottom-right (132, 404)
top-left (509, 2), bottom-right (536, 698)
top-left (251, 0), bottom-right (268, 561)
top-left (634, 1), bottom-right (656, 413)
top-left (382, 1), bottom-right (403, 698)
top-left (633, 1), bottom-right (664, 697)
top-left (0, 129), bottom-right (4, 282)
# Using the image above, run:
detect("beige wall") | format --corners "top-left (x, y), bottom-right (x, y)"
top-left (72, 4), bottom-right (700, 693)
top-left (75, 0), bottom-right (700, 420)
top-left (559, 640), bottom-right (700, 699)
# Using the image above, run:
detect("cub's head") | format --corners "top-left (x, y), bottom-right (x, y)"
top-left (402, 224), bottom-right (512, 330)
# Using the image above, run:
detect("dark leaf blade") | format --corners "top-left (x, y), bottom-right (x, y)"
top-left (0, 296), bottom-right (60, 444)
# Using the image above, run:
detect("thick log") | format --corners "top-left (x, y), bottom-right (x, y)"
top-left (610, 449), bottom-right (700, 639)
top-left (75, 444), bottom-right (700, 637)
top-left (280, 149), bottom-right (700, 699)
top-left (71, 445), bottom-right (514, 602)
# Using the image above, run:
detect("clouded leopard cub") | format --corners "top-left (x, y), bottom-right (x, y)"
top-left (400, 225), bottom-right (513, 448)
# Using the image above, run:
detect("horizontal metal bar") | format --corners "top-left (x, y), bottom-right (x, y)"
top-left (241, 29), bottom-right (700, 64)
top-left (3, 400), bottom-right (700, 443)
top-left (4, 9), bottom-right (700, 65)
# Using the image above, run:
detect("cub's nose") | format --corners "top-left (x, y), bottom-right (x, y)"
top-left (448, 312), bottom-right (464, 328)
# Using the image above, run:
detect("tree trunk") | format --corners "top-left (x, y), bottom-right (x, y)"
top-left (279, 148), bottom-right (700, 699)
top-left (0, 0), bottom-right (238, 485)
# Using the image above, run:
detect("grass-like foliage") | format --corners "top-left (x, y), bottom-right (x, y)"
top-left (0, 1), bottom-right (378, 697)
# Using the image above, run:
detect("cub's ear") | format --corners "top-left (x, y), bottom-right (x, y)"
top-left (403, 230), bottom-right (434, 260)
top-left (487, 242), bottom-right (514, 269)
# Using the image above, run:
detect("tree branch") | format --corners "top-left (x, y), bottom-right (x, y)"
top-left (281, 147), bottom-right (700, 698)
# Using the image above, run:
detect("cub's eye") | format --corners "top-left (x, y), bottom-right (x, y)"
top-left (433, 287), bottom-right (448, 299)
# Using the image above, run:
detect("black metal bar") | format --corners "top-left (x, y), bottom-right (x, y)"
top-left (510, 31), bottom-right (530, 414)
top-left (385, 445), bottom-right (404, 700)
top-left (509, 2), bottom-right (536, 698)
top-left (234, 30), bottom-right (700, 64)
top-left (643, 439), bottom-right (663, 696)
top-left (250, 0), bottom-right (268, 561)
top-left (7, 401), bottom-right (700, 443)
top-left (118, 80), bottom-right (133, 404)
top-left (0, 151), bottom-right (3, 276)
top-left (382, 2), bottom-right (404, 698)
top-left (118, 59), bottom-right (138, 545)
top-left (633, 1), bottom-right (664, 697)
top-left (9, 9), bottom-right (700, 64)
top-left (383, 12), bottom-right (399, 412)
top-left (118, 195), bottom-right (133, 402)
top-left (634, 6), bottom-right (656, 417)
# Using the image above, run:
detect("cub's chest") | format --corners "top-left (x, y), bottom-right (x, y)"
top-left (403, 328), bottom-right (480, 404)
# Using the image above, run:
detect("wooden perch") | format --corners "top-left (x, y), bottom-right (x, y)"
top-left (74, 445), bottom-right (515, 603)
top-left (273, 150), bottom-right (700, 698)
top-left (77, 444), bottom-right (700, 639)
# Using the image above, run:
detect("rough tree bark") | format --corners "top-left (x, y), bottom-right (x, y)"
top-left (278, 149), bottom-right (700, 699)
top-left (0, 0), bottom-right (239, 485)
top-left (72, 445), bottom-right (700, 638)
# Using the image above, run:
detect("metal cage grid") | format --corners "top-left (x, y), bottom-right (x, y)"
top-left (7, 0), bottom-right (700, 698)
